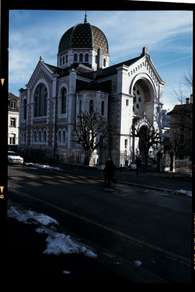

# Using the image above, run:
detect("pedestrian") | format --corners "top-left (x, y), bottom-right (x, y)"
top-left (135, 155), bottom-right (141, 176)
top-left (104, 159), bottom-right (115, 187)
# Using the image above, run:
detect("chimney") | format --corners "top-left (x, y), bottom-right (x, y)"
top-left (186, 98), bottom-right (190, 104)
top-left (190, 94), bottom-right (193, 103)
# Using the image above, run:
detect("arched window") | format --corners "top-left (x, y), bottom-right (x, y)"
top-left (43, 130), bottom-right (47, 143)
top-left (58, 130), bottom-right (61, 144)
top-left (34, 83), bottom-right (47, 117)
top-left (85, 54), bottom-right (89, 63)
top-left (23, 99), bottom-right (27, 120)
top-left (89, 100), bottom-right (94, 114)
top-left (103, 58), bottom-right (106, 67)
top-left (79, 53), bottom-right (83, 63)
top-left (38, 130), bottom-right (42, 143)
top-left (60, 87), bottom-right (67, 114)
top-left (62, 130), bottom-right (66, 144)
top-left (74, 53), bottom-right (78, 62)
top-left (33, 130), bottom-right (37, 143)
top-left (101, 101), bottom-right (105, 116)
top-left (79, 99), bottom-right (82, 114)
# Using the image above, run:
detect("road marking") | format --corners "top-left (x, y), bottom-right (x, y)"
top-left (11, 190), bottom-right (191, 268)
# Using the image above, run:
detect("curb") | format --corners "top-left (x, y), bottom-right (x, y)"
top-left (120, 182), bottom-right (174, 193)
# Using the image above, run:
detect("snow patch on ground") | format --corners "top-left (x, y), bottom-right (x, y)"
top-left (175, 189), bottom-right (192, 197)
top-left (36, 227), bottom-right (97, 258)
top-left (62, 270), bottom-right (71, 275)
top-left (25, 162), bottom-right (62, 172)
top-left (133, 260), bottom-right (143, 267)
top-left (8, 206), bottom-right (59, 226)
top-left (8, 205), bottom-right (97, 258)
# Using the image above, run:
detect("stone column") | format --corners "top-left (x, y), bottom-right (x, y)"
top-left (51, 75), bottom-right (58, 158)
top-left (67, 68), bottom-right (77, 150)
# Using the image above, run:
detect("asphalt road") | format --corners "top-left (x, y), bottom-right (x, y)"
top-left (8, 165), bottom-right (192, 283)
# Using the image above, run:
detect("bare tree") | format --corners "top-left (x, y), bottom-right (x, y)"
top-left (184, 72), bottom-right (192, 89)
top-left (74, 112), bottom-right (108, 165)
top-left (173, 72), bottom-right (192, 104)
top-left (173, 87), bottom-right (186, 104)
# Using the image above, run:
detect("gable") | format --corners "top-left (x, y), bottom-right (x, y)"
top-left (27, 60), bottom-right (54, 89)
top-left (128, 55), bottom-right (164, 86)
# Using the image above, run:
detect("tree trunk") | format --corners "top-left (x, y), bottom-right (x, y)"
top-left (84, 151), bottom-right (92, 166)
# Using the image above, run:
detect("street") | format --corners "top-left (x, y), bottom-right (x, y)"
top-left (8, 164), bottom-right (192, 283)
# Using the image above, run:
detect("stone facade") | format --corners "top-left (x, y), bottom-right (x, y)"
top-left (8, 93), bottom-right (20, 149)
top-left (19, 20), bottom-right (164, 167)
top-left (167, 97), bottom-right (192, 160)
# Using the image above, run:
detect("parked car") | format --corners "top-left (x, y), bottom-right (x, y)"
top-left (8, 151), bottom-right (24, 165)
top-left (129, 163), bottom-right (137, 170)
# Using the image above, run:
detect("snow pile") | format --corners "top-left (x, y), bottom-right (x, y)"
top-left (25, 162), bottom-right (62, 172)
top-left (175, 189), bottom-right (192, 197)
top-left (8, 206), bottom-right (59, 226)
top-left (8, 205), bottom-right (97, 258)
top-left (133, 260), bottom-right (142, 267)
top-left (62, 270), bottom-right (71, 275)
top-left (36, 227), bottom-right (97, 258)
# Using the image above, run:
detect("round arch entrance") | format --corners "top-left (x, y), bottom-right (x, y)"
top-left (130, 75), bottom-right (156, 124)
top-left (138, 125), bottom-right (149, 160)
top-left (130, 76), bottom-right (156, 162)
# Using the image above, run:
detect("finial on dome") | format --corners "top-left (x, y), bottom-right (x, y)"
top-left (84, 11), bottom-right (87, 23)
top-left (141, 47), bottom-right (148, 56)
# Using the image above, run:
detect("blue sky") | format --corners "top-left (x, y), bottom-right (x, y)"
top-left (9, 10), bottom-right (193, 110)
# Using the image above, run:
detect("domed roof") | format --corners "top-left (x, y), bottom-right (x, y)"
top-left (58, 22), bottom-right (109, 55)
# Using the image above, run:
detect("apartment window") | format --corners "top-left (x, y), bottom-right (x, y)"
top-left (9, 101), bottom-right (16, 110)
top-left (10, 117), bottom-right (16, 127)
top-left (10, 134), bottom-right (16, 145)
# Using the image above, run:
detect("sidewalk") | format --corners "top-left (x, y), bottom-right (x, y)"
top-left (115, 169), bottom-right (192, 194)
top-left (23, 162), bottom-right (192, 194)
